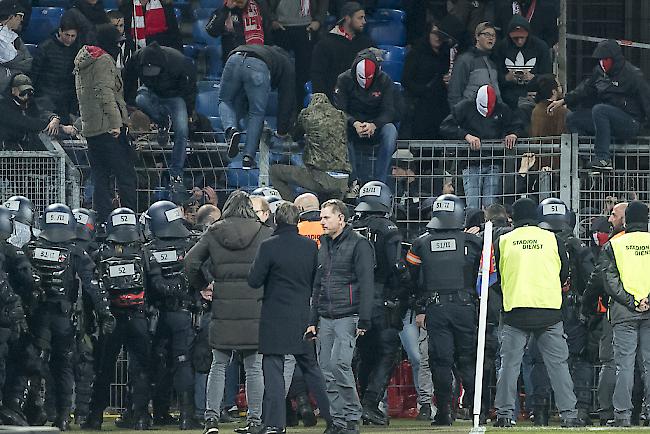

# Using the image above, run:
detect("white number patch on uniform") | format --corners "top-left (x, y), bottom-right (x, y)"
top-left (433, 200), bottom-right (455, 212)
top-left (430, 239), bottom-right (457, 252)
top-left (165, 208), bottom-right (183, 222)
top-left (542, 204), bottom-right (566, 215)
top-left (153, 250), bottom-right (178, 263)
top-left (34, 248), bottom-right (62, 262)
top-left (45, 212), bottom-right (70, 224)
top-left (360, 185), bottom-right (381, 197)
top-left (109, 263), bottom-right (136, 277)
top-left (112, 214), bottom-right (136, 226)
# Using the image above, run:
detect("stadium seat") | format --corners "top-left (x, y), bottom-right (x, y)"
top-left (174, 6), bottom-right (182, 21)
top-left (25, 44), bottom-right (38, 56)
top-left (199, 0), bottom-right (222, 9)
top-left (378, 44), bottom-right (406, 63)
top-left (196, 88), bottom-right (220, 118)
top-left (208, 116), bottom-right (223, 131)
top-left (376, 0), bottom-right (402, 9)
top-left (192, 18), bottom-right (220, 45)
top-left (37, 0), bottom-right (70, 7)
top-left (381, 60), bottom-right (403, 82)
top-left (303, 81), bottom-right (312, 107)
top-left (183, 44), bottom-right (202, 59)
top-left (193, 7), bottom-right (214, 20)
top-left (102, 0), bottom-right (119, 10)
top-left (227, 155), bottom-right (260, 188)
top-left (23, 7), bottom-right (65, 45)
top-left (197, 80), bottom-right (220, 92)
top-left (366, 9), bottom-right (406, 46)
top-left (205, 44), bottom-right (223, 80)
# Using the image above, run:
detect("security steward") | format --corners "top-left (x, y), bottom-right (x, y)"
top-left (295, 193), bottom-right (324, 248)
top-left (406, 194), bottom-right (481, 426)
top-left (0, 207), bottom-right (28, 424)
top-left (601, 200), bottom-right (650, 427)
top-left (84, 208), bottom-right (151, 431)
top-left (530, 198), bottom-right (595, 425)
top-left (492, 198), bottom-right (584, 428)
top-left (70, 208), bottom-right (100, 426)
top-left (27, 203), bottom-right (114, 431)
top-left (352, 181), bottom-right (403, 426)
top-left (144, 200), bottom-right (202, 430)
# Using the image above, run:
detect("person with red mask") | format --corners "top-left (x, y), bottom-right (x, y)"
top-left (548, 39), bottom-right (650, 172)
top-left (440, 84), bottom-right (525, 209)
top-left (333, 49), bottom-right (398, 185)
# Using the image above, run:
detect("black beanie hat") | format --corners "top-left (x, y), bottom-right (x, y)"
top-left (625, 200), bottom-right (648, 225)
top-left (512, 198), bottom-right (538, 227)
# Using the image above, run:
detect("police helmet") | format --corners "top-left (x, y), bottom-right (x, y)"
top-left (266, 196), bottom-right (287, 214)
top-left (38, 203), bottom-right (77, 242)
top-left (355, 181), bottom-right (393, 214)
top-left (426, 194), bottom-right (465, 230)
top-left (105, 208), bottom-right (140, 243)
top-left (3, 195), bottom-right (34, 225)
top-left (72, 208), bottom-right (97, 241)
top-left (252, 186), bottom-right (281, 200)
top-left (0, 206), bottom-right (13, 240)
top-left (538, 198), bottom-right (570, 232)
top-left (146, 201), bottom-right (191, 239)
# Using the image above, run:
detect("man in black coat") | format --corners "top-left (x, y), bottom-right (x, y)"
top-left (548, 39), bottom-right (650, 172)
top-left (248, 202), bottom-right (332, 434)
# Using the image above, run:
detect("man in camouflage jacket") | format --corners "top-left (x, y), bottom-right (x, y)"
top-left (270, 93), bottom-right (351, 201)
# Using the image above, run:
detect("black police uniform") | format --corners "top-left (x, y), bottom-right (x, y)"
top-left (27, 209), bottom-right (112, 430)
top-left (85, 209), bottom-right (151, 430)
top-left (145, 235), bottom-right (199, 427)
top-left (407, 195), bottom-right (482, 425)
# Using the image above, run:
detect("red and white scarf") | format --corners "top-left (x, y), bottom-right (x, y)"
top-left (132, 0), bottom-right (168, 49)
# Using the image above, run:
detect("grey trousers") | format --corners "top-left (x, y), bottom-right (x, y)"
top-left (598, 319), bottom-right (616, 420)
top-left (205, 349), bottom-right (264, 424)
top-left (495, 322), bottom-right (578, 420)
top-left (270, 165), bottom-right (348, 202)
top-left (417, 328), bottom-right (434, 407)
top-left (612, 319), bottom-right (650, 419)
top-left (317, 316), bottom-right (362, 427)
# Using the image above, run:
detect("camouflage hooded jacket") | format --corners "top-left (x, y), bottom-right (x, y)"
top-left (297, 93), bottom-right (351, 174)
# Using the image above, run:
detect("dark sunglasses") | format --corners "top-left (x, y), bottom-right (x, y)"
top-left (19, 89), bottom-right (33, 97)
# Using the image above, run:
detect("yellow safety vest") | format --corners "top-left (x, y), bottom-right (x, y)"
top-left (610, 231), bottom-right (650, 303)
top-left (298, 220), bottom-right (323, 248)
top-left (499, 225), bottom-right (562, 312)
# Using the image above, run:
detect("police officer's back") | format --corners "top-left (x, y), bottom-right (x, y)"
top-left (143, 200), bottom-right (201, 429)
top-left (406, 194), bottom-right (481, 426)
top-left (351, 181), bottom-right (403, 426)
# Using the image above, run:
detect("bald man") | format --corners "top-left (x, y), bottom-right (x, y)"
top-left (609, 202), bottom-right (628, 237)
top-left (197, 204), bottom-right (221, 229)
top-left (294, 193), bottom-right (319, 212)
top-left (294, 193), bottom-right (323, 248)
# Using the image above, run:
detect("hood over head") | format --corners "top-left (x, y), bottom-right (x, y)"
top-left (211, 217), bottom-right (265, 250)
top-left (476, 84), bottom-right (497, 117)
top-left (74, 44), bottom-right (108, 71)
top-left (507, 14), bottom-right (531, 38)
top-left (352, 48), bottom-right (381, 89)
top-left (592, 39), bottom-right (625, 74)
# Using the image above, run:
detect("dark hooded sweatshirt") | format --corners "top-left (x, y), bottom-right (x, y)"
top-left (333, 51), bottom-right (397, 137)
top-left (564, 39), bottom-right (650, 124)
top-left (493, 14), bottom-right (552, 109)
top-left (0, 88), bottom-right (54, 150)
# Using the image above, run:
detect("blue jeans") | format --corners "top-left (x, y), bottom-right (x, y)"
top-left (219, 52), bottom-right (271, 158)
top-left (348, 123), bottom-right (397, 184)
top-left (566, 103), bottom-right (640, 161)
top-left (462, 163), bottom-right (501, 209)
top-left (135, 87), bottom-right (189, 178)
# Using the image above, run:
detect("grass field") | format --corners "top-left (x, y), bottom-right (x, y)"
top-left (70, 418), bottom-right (650, 434)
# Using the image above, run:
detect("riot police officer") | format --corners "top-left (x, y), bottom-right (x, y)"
top-left (530, 198), bottom-right (595, 425)
top-left (83, 208), bottom-right (150, 431)
top-left (144, 200), bottom-right (201, 430)
top-left (26, 203), bottom-right (113, 431)
top-left (406, 194), bottom-right (482, 426)
top-left (0, 207), bottom-right (28, 424)
top-left (352, 181), bottom-right (403, 426)
top-left (3, 196), bottom-right (35, 248)
top-left (70, 208), bottom-right (100, 426)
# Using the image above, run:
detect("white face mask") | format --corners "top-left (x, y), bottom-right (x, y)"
top-left (8, 221), bottom-right (31, 248)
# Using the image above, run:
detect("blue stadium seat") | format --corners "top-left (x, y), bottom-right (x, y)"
top-left (192, 18), bottom-right (220, 45)
top-left (199, 0), bottom-right (222, 9)
top-left (376, 0), bottom-right (402, 9)
top-left (193, 7), bottom-right (214, 20)
top-left (23, 7), bottom-right (65, 44)
top-left (208, 116), bottom-right (223, 131)
top-left (198, 80), bottom-right (220, 92)
top-left (205, 44), bottom-right (223, 80)
top-left (324, 14), bottom-right (337, 31)
top-left (378, 44), bottom-right (406, 63)
top-left (37, 0), bottom-right (70, 7)
top-left (303, 81), bottom-right (312, 107)
top-left (102, 0), bottom-right (119, 10)
top-left (25, 44), bottom-right (38, 56)
top-left (366, 9), bottom-right (406, 46)
top-left (227, 155), bottom-right (260, 188)
top-left (196, 88), bottom-right (220, 118)
top-left (381, 60), bottom-right (403, 82)
top-left (183, 44), bottom-right (202, 59)
top-left (174, 6), bottom-right (182, 21)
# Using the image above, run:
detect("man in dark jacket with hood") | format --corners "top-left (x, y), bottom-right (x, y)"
top-left (600, 201), bottom-right (650, 427)
top-left (185, 190), bottom-right (273, 434)
top-left (219, 44), bottom-right (295, 170)
top-left (334, 49), bottom-right (398, 185)
top-left (494, 0), bottom-right (559, 49)
top-left (310, 1), bottom-right (374, 100)
top-left (124, 42), bottom-right (197, 201)
top-left (493, 14), bottom-right (551, 110)
top-left (440, 84), bottom-right (524, 209)
top-left (32, 15), bottom-right (81, 124)
top-left (548, 39), bottom-right (650, 172)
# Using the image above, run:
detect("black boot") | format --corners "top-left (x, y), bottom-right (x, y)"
top-left (0, 397), bottom-right (29, 426)
top-left (534, 405), bottom-right (549, 426)
top-left (54, 411), bottom-right (72, 432)
top-left (81, 410), bottom-right (103, 430)
top-left (285, 398), bottom-right (298, 427)
top-left (296, 394), bottom-right (317, 427)
top-left (431, 403), bottom-right (453, 426)
top-left (179, 391), bottom-right (203, 430)
top-left (361, 399), bottom-right (388, 426)
top-left (24, 395), bottom-right (49, 426)
top-left (416, 403), bottom-right (432, 421)
top-left (115, 409), bottom-right (133, 428)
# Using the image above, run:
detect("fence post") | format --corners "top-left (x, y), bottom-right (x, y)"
top-left (258, 128), bottom-right (270, 187)
top-left (570, 133), bottom-right (581, 227)
top-left (560, 133), bottom-right (572, 207)
top-left (41, 134), bottom-right (83, 208)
